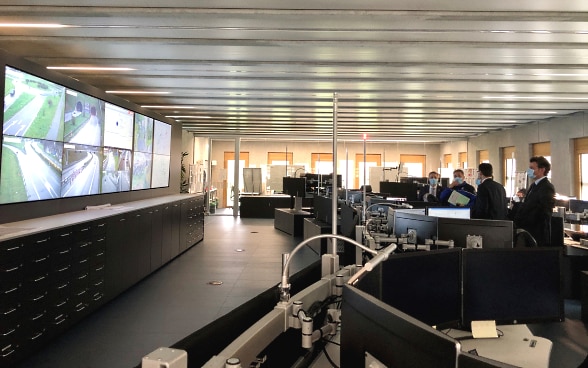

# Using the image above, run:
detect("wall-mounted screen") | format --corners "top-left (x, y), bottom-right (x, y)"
top-left (0, 136), bottom-right (63, 204)
top-left (131, 151), bottom-right (153, 190)
top-left (101, 148), bottom-right (132, 193)
top-left (63, 89), bottom-right (105, 146)
top-left (4, 66), bottom-right (66, 142)
top-left (151, 154), bottom-right (170, 188)
top-left (61, 143), bottom-right (102, 197)
top-left (1, 63), bottom-right (174, 206)
top-left (152, 120), bottom-right (171, 155)
top-left (134, 113), bottom-right (153, 153)
top-left (103, 103), bottom-right (134, 150)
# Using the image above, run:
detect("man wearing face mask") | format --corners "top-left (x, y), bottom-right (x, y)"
top-left (418, 171), bottom-right (443, 201)
top-left (471, 163), bottom-right (508, 220)
top-left (514, 156), bottom-right (556, 247)
top-left (439, 169), bottom-right (477, 205)
top-left (507, 188), bottom-right (526, 220)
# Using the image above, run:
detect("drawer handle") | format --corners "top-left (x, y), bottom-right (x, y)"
top-left (80, 227), bottom-right (90, 232)
top-left (32, 292), bottom-right (47, 302)
top-left (33, 274), bottom-right (47, 283)
top-left (55, 300), bottom-right (67, 308)
top-left (3, 286), bottom-right (18, 295)
top-left (35, 238), bottom-right (49, 244)
top-left (1, 345), bottom-right (15, 358)
top-left (4, 245), bottom-right (20, 252)
top-left (96, 238), bottom-right (106, 243)
top-left (75, 304), bottom-right (86, 312)
top-left (77, 273), bottom-right (88, 280)
top-left (79, 242), bottom-right (90, 248)
top-left (33, 256), bottom-right (48, 263)
top-left (94, 265), bottom-right (104, 272)
top-left (92, 293), bottom-right (104, 301)
top-left (30, 329), bottom-right (45, 340)
top-left (97, 223), bottom-right (106, 227)
top-left (93, 280), bottom-right (104, 287)
top-left (57, 265), bottom-right (71, 272)
top-left (2, 307), bottom-right (17, 316)
top-left (1, 328), bottom-right (16, 337)
top-left (3, 265), bottom-right (20, 273)
top-left (59, 232), bottom-right (71, 237)
top-left (79, 258), bottom-right (89, 264)
top-left (57, 282), bottom-right (69, 290)
top-left (31, 311), bottom-right (46, 321)
top-left (54, 317), bottom-right (67, 326)
top-left (95, 252), bottom-right (104, 257)
top-left (119, 218), bottom-right (126, 222)
top-left (76, 289), bottom-right (87, 297)
top-left (59, 248), bottom-right (71, 255)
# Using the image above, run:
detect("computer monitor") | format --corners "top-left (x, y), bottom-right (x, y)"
top-left (282, 177), bottom-right (306, 197)
top-left (314, 195), bottom-right (334, 224)
top-left (461, 248), bottom-right (564, 327)
top-left (427, 206), bottom-right (471, 219)
top-left (357, 248), bottom-right (462, 328)
top-left (393, 212), bottom-right (438, 244)
top-left (437, 218), bottom-right (513, 248)
top-left (379, 182), bottom-right (418, 201)
top-left (341, 285), bottom-right (460, 368)
top-left (569, 199), bottom-right (588, 213)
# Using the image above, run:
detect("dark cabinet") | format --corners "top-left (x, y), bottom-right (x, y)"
top-left (150, 206), bottom-right (163, 271)
top-left (0, 194), bottom-right (204, 367)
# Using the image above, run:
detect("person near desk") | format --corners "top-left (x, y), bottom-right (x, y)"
top-left (439, 169), bottom-right (477, 206)
top-left (418, 171), bottom-right (443, 201)
top-left (514, 156), bottom-right (556, 247)
top-left (507, 188), bottom-right (526, 221)
top-left (471, 163), bottom-right (508, 220)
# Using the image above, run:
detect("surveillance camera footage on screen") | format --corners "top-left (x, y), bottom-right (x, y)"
top-left (0, 65), bottom-right (172, 204)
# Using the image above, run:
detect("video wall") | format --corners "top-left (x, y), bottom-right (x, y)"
top-left (0, 65), bottom-right (172, 204)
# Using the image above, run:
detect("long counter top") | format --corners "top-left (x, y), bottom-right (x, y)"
top-left (0, 193), bottom-right (200, 241)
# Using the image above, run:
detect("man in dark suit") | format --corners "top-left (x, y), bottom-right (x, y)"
top-left (471, 163), bottom-right (508, 220)
top-left (418, 171), bottom-right (443, 201)
top-left (514, 156), bottom-right (556, 247)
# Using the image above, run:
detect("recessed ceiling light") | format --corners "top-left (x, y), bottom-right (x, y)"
top-left (47, 66), bottom-right (135, 71)
top-left (142, 105), bottom-right (195, 109)
top-left (0, 23), bottom-right (69, 28)
top-left (106, 90), bottom-right (169, 94)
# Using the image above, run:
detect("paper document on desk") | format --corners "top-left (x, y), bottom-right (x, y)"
top-left (471, 320), bottom-right (499, 339)
top-left (448, 190), bottom-right (470, 206)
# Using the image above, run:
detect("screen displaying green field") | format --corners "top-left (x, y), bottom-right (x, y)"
top-left (3, 66), bottom-right (65, 141)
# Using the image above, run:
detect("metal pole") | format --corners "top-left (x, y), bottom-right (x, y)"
top-left (332, 93), bottom-right (338, 256)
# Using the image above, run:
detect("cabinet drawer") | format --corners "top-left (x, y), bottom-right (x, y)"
top-left (0, 240), bottom-right (24, 264)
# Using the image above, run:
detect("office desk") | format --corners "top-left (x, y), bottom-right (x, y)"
top-left (239, 195), bottom-right (291, 218)
top-left (447, 325), bottom-right (552, 368)
top-left (274, 208), bottom-right (312, 236)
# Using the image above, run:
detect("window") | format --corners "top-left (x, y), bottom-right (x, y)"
top-left (458, 152), bottom-right (467, 169)
top-left (399, 154), bottom-right (426, 178)
top-left (268, 152), bottom-right (293, 165)
top-left (355, 153), bottom-right (381, 188)
top-left (574, 138), bottom-right (588, 199)
top-left (311, 153), bottom-right (333, 174)
top-left (443, 154), bottom-right (453, 169)
top-left (502, 146), bottom-right (516, 197)
top-left (478, 150), bottom-right (489, 164)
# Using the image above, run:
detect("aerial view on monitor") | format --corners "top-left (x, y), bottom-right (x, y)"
top-left (61, 143), bottom-right (102, 197)
top-left (0, 136), bottom-right (63, 204)
top-left (3, 65), bottom-right (65, 141)
top-left (101, 147), bottom-right (132, 193)
top-left (63, 89), bottom-right (104, 147)
top-left (134, 113), bottom-right (154, 153)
